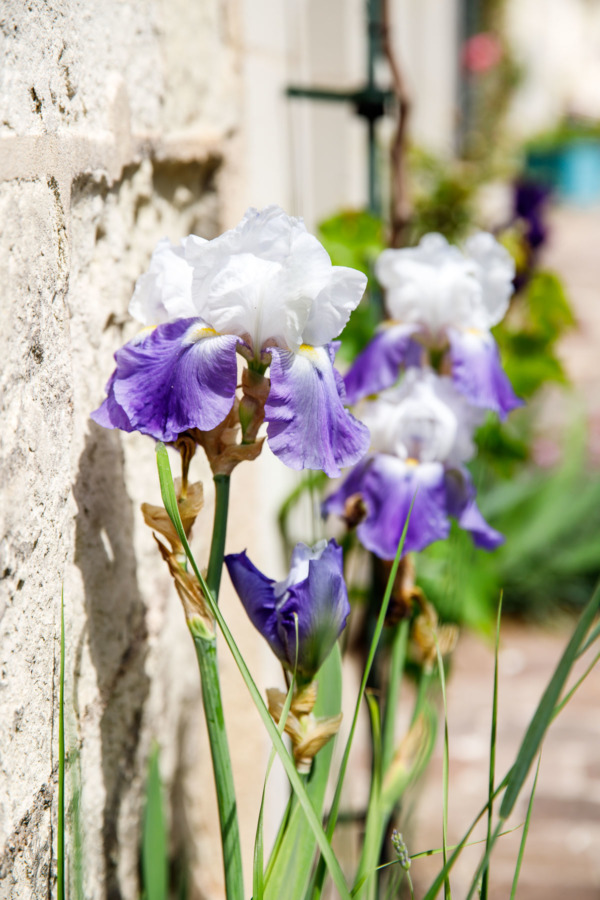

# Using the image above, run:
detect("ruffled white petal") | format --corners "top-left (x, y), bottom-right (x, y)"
top-left (128, 237), bottom-right (199, 325)
top-left (375, 231), bottom-right (515, 339)
top-left (186, 205), bottom-right (365, 353)
top-left (302, 265), bottom-right (367, 346)
top-left (464, 232), bottom-right (516, 329)
top-left (358, 368), bottom-right (483, 466)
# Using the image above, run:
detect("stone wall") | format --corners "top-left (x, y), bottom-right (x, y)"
top-left (0, 3), bottom-right (276, 898)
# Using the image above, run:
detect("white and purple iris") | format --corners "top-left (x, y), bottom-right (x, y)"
top-left (225, 540), bottom-right (350, 680)
top-left (323, 368), bottom-right (503, 559)
top-left (344, 232), bottom-right (522, 419)
top-left (92, 206), bottom-right (370, 477)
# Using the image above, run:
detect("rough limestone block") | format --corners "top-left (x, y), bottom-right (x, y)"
top-left (0, 2), bottom-right (273, 899)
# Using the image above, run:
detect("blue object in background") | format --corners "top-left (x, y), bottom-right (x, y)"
top-left (557, 140), bottom-right (600, 206)
top-left (525, 139), bottom-right (600, 206)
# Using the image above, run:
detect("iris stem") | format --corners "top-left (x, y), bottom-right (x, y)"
top-left (191, 472), bottom-right (243, 900)
top-left (207, 474), bottom-right (231, 601)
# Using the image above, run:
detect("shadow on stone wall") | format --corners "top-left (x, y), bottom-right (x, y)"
top-left (73, 425), bottom-right (150, 900)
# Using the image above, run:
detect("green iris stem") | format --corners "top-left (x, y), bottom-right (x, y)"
top-left (207, 474), bottom-right (231, 602)
top-left (191, 630), bottom-right (243, 900)
top-left (191, 472), bottom-right (243, 900)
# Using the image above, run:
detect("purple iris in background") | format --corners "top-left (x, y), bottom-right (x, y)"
top-left (514, 179), bottom-right (550, 251)
top-left (344, 232), bottom-right (522, 419)
top-left (225, 540), bottom-right (350, 680)
top-left (92, 206), bottom-right (370, 477)
top-left (323, 368), bottom-right (503, 559)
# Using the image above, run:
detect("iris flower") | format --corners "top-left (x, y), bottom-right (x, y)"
top-left (324, 368), bottom-right (503, 558)
top-left (92, 206), bottom-right (369, 477)
top-left (225, 540), bottom-right (350, 680)
top-left (344, 232), bottom-right (522, 419)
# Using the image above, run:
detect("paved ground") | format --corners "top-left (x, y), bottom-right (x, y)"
top-left (410, 623), bottom-right (600, 899)
top-left (409, 206), bottom-right (600, 899)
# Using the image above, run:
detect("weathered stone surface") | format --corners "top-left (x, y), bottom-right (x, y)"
top-left (0, 3), bottom-right (268, 900)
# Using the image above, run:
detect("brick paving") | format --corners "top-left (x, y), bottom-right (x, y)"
top-left (409, 624), bottom-right (600, 898)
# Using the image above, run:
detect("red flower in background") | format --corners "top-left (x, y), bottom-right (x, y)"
top-left (462, 32), bottom-right (503, 73)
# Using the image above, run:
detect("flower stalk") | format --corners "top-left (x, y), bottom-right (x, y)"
top-left (191, 472), bottom-right (243, 900)
top-left (190, 629), bottom-right (243, 900)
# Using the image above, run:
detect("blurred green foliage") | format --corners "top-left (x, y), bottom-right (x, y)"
top-left (141, 746), bottom-right (169, 900)
top-left (407, 150), bottom-right (476, 245)
top-left (419, 424), bottom-right (600, 626)
top-left (524, 116), bottom-right (600, 153)
top-left (318, 209), bottom-right (386, 278)
top-left (495, 270), bottom-right (575, 399)
top-left (317, 210), bottom-right (383, 361)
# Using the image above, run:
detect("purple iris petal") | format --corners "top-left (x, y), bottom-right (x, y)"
top-left (448, 328), bottom-right (523, 420)
top-left (224, 551), bottom-right (288, 661)
top-left (225, 540), bottom-right (350, 678)
top-left (91, 318), bottom-right (240, 442)
top-left (514, 180), bottom-right (549, 250)
top-left (343, 323), bottom-right (419, 404)
top-left (444, 467), bottom-right (504, 550)
top-left (323, 455), bottom-right (450, 558)
top-left (265, 343), bottom-right (370, 478)
top-left (91, 370), bottom-right (135, 432)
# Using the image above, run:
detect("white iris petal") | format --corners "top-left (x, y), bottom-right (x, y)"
top-left (360, 369), bottom-right (483, 466)
top-left (376, 231), bottom-right (515, 339)
top-left (128, 206), bottom-right (367, 358)
top-left (129, 237), bottom-right (199, 326)
top-left (273, 539), bottom-right (328, 601)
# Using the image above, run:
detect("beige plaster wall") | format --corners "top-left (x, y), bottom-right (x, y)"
top-left (0, 2), bottom-right (281, 898)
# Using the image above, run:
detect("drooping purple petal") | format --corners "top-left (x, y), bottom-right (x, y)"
top-left (226, 541), bottom-right (350, 678)
top-left (91, 318), bottom-right (240, 442)
top-left (91, 370), bottom-right (135, 432)
top-left (343, 322), bottom-right (420, 404)
top-left (224, 551), bottom-right (286, 661)
top-left (444, 467), bottom-right (504, 550)
top-left (265, 343), bottom-right (370, 478)
top-left (448, 327), bottom-right (523, 420)
top-left (324, 454), bottom-right (450, 558)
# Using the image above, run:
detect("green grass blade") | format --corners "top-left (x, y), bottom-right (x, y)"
top-left (481, 594), bottom-right (502, 900)
top-left (464, 820), bottom-right (504, 900)
top-left (410, 824), bottom-right (522, 861)
top-left (155, 445), bottom-right (352, 900)
top-left (382, 619), bottom-right (409, 774)
top-left (577, 619), bottom-right (600, 658)
top-left (435, 642), bottom-right (451, 900)
top-left (510, 755), bottom-right (541, 899)
top-left (264, 646), bottom-right (343, 900)
top-left (254, 673), bottom-right (296, 900)
top-left (352, 693), bottom-right (383, 900)
top-left (142, 745), bottom-right (168, 900)
top-left (553, 649), bottom-right (600, 720)
top-left (499, 580), bottom-right (600, 819)
top-left (58, 588), bottom-right (65, 900)
top-left (312, 498), bottom-right (414, 900)
top-left (353, 824), bottom-right (522, 900)
top-left (421, 772), bottom-right (511, 900)
top-left (263, 793), bottom-right (295, 886)
top-left (424, 582), bottom-right (600, 900)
